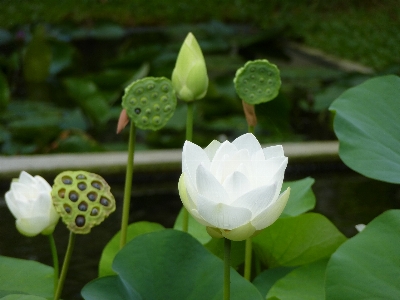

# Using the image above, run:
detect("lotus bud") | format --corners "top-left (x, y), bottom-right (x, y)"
top-left (171, 32), bottom-right (208, 101)
top-left (5, 171), bottom-right (60, 237)
top-left (51, 171), bottom-right (116, 234)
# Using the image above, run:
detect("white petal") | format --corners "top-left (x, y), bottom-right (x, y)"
top-left (220, 222), bottom-right (256, 241)
top-left (251, 187), bottom-right (291, 230)
top-left (215, 149), bottom-right (251, 184)
top-left (210, 141), bottom-right (237, 175)
top-left (18, 171), bottom-right (36, 186)
top-left (11, 182), bottom-right (38, 202)
top-left (190, 208), bottom-right (214, 227)
top-left (184, 172), bottom-right (200, 206)
top-left (182, 141), bottom-right (210, 185)
top-left (196, 164), bottom-right (230, 204)
top-left (232, 133), bottom-right (262, 156)
top-left (206, 226), bottom-right (224, 239)
top-left (16, 216), bottom-right (49, 237)
top-left (263, 145), bottom-right (284, 159)
top-left (34, 175), bottom-right (52, 192)
top-left (355, 224), bottom-right (366, 232)
top-left (252, 148), bottom-right (266, 162)
top-left (197, 195), bottom-right (252, 230)
top-left (5, 191), bottom-right (21, 219)
top-left (204, 140), bottom-right (221, 161)
top-left (231, 183), bottom-right (277, 215)
top-left (222, 171), bottom-right (252, 203)
top-left (29, 192), bottom-right (52, 216)
top-left (178, 173), bottom-right (197, 211)
top-left (252, 156), bottom-right (288, 187)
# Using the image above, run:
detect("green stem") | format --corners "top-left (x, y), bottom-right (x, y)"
top-left (48, 234), bottom-right (59, 295)
top-left (120, 121), bottom-right (136, 249)
top-left (54, 232), bottom-right (75, 300)
top-left (186, 101), bottom-right (194, 141)
top-left (248, 125), bottom-right (255, 134)
top-left (182, 207), bottom-right (189, 233)
top-left (182, 101), bottom-right (194, 233)
top-left (244, 237), bottom-right (252, 280)
top-left (224, 238), bottom-right (231, 300)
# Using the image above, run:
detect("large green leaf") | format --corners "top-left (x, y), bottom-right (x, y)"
top-left (0, 295), bottom-right (47, 300)
top-left (281, 177), bottom-right (316, 217)
top-left (174, 208), bottom-right (245, 267)
top-left (82, 230), bottom-right (263, 300)
top-left (99, 221), bottom-right (165, 277)
top-left (252, 266), bottom-right (295, 298)
top-left (0, 256), bottom-right (53, 298)
top-left (253, 213), bottom-right (346, 268)
top-left (325, 209), bottom-right (400, 300)
top-left (204, 238), bottom-right (245, 268)
top-left (174, 207), bottom-right (211, 244)
top-left (330, 75), bottom-right (400, 183)
top-left (266, 259), bottom-right (328, 300)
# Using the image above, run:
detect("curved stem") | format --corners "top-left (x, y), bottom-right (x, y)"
top-left (120, 121), bottom-right (136, 249)
top-left (54, 232), bottom-right (75, 300)
top-left (244, 237), bottom-right (252, 280)
top-left (224, 238), bottom-right (231, 300)
top-left (48, 234), bottom-right (59, 295)
top-left (182, 101), bottom-right (194, 232)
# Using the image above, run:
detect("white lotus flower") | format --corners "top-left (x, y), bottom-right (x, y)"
top-left (5, 171), bottom-right (60, 237)
top-left (179, 133), bottom-right (290, 241)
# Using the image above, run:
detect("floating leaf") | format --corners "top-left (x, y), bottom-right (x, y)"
top-left (267, 259), bottom-right (328, 300)
top-left (281, 177), bottom-right (316, 217)
top-left (99, 221), bottom-right (165, 277)
top-left (252, 266), bottom-right (296, 298)
top-left (253, 213), bottom-right (346, 268)
top-left (174, 207), bottom-right (211, 244)
top-left (330, 75), bottom-right (400, 183)
top-left (325, 210), bottom-right (400, 300)
top-left (82, 230), bottom-right (263, 300)
top-left (0, 256), bottom-right (53, 298)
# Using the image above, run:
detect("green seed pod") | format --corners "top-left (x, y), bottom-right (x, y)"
top-left (122, 77), bottom-right (177, 131)
top-left (51, 171), bottom-right (116, 234)
top-left (234, 59), bottom-right (281, 105)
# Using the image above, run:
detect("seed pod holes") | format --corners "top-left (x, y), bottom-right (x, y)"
top-left (122, 77), bottom-right (177, 131)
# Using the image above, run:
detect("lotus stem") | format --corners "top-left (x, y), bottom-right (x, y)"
top-left (182, 102), bottom-right (194, 232)
top-left (224, 238), bottom-right (231, 300)
top-left (244, 237), bottom-right (252, 280)
top-left (48, 233), bottom-right (59, 295)
top-left (120, 121), bottom-right (136, 249)
top-left (54, 231), bottom-right (75, 300)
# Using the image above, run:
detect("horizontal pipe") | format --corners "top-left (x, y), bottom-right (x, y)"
top-left (0, 141), bottom-right (339, 180)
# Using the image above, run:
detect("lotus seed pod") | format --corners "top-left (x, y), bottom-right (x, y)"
top-left (51, 171), bottom-right (116, 234)
top-left (122, 77), bottom-right (177, 131)
top-left (234, 59), bottom-right (281, 105)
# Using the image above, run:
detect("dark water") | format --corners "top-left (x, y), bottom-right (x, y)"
top-left (1, 163), bottom-right (399, 299)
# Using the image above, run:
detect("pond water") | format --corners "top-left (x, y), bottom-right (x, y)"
top-left (1, 162), bottom-right (399, 299)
